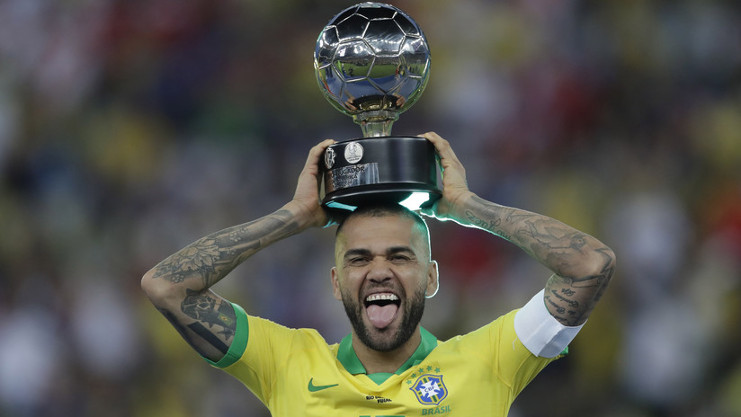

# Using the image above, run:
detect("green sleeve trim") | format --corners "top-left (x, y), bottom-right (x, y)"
top-left (205, 303), bottom-right (249, 368)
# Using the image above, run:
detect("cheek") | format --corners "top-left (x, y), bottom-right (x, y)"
top-left (334, 269), bottom-right (363, 297)
top-left (398, 269), bottom-right (428, 291)
top-left (344, 267), bottom-right (368, 282)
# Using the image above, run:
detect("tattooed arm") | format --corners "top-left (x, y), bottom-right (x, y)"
top-left (420, 132), bottom-right (615, 326)
top-left (141, 139), bottom-right (335, 361)
top-left (449, 196), bottom-right (614, 325)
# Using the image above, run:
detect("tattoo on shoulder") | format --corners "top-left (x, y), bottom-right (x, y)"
top-left (544, 247), bottom-right (615, 325)
top-left (157, 307), bottom-right (196, 344)
top-left (182, 289), bottom-right (237, 340)
top-left (156, 305), bottom-right (231, 356)
top-left (187, 322), bottom-right (229, 354)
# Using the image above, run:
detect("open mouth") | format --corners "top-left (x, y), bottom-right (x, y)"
top-left (364, 293), bottom-right (401, 329)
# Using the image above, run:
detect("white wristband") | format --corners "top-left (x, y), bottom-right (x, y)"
top-left (514, 289), bottom-right (585, 358)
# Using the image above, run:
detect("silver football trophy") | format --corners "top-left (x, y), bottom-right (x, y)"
top-left (314, 2), bottom-right (440, 211)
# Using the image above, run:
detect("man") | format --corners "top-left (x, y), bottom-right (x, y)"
top-left (141, 132), bottom-right (616, 416)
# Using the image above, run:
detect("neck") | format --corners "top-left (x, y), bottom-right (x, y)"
top-left (352, 327), bottom-right (422, 374)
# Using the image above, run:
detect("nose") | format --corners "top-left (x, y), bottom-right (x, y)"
top-left (366, 258), bottom-right (393, 283)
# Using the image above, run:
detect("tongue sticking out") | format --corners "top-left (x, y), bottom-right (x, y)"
top-left (366, 304), bottom-right (398, 329)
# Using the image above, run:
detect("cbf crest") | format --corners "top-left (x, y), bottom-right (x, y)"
top-left (410, 374), bottom-right (448, 406)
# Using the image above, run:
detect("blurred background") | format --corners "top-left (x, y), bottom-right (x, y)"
top-left (1, 0), bottom-right (740, 416)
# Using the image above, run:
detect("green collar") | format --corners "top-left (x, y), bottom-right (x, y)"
top-left (337, 328), bottom-right (438, 376)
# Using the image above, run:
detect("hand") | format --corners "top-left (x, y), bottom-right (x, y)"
top-left (418, 132), bottom-right (474, 220)
top-left (286, 139), bottom-right (336, 229)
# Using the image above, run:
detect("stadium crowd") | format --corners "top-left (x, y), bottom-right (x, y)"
top-left (0, 1), bottom-right (739, 416)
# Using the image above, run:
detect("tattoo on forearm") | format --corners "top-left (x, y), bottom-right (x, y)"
top-left (464, 197), bottom-right (615, 325)
top-left (151, 209), bottom-right (297, 287)
top-left (464, 210), bottom-right (512, 241)
top-left (517, 219), bottom-right (589, 259)
top-left (466, 197), bottom-right (591, 261)
top-left (464, 197), bottom-right (513, 240)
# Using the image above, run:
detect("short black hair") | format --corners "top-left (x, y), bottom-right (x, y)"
top-left (334, 204), bottom-right (428, 237)
top-left (333, 203), bottom-right (433, 262)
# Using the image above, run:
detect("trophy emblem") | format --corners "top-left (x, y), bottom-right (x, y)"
top-left (314, 2), bottom-right (440, 210)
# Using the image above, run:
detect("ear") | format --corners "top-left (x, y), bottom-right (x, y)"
top-left (331, 266), bottom-right (342, 301)
top-left (425, 260), bottom-right (439, 299)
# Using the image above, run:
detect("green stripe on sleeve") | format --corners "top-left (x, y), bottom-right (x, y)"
top-left (205, 303), bottom-right (249, 368)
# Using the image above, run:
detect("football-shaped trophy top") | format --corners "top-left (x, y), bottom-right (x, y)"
top-left (313, 3), bottom-right (439, 211)
top-left (314, 2), bottom-right (431, 137)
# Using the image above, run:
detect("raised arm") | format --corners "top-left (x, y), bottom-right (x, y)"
top-left (420, 132), bottom-right (615, 326)
top-left (140, 139), bottom-right (334, 361)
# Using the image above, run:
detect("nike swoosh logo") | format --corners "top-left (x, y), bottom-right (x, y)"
top-left (308, 378), bottom-right (339, 392)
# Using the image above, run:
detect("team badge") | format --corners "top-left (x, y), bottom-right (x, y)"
top-left (409, 374), bottom-right (448, 406)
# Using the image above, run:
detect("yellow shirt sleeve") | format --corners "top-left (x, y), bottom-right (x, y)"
top-left (214, 313), bottom-right (287, 404)
top-left (453, 309), bottom-right (559, 398)
top-left (211, 306), bottom-right (325, 407)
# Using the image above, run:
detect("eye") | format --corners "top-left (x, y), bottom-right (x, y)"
top-left (389, 254), bottom-right (412, 263)
top-left (348, 257), bottom-right (370, 266)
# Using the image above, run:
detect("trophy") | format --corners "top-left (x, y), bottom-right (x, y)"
top-left (314, 2), bottom-right (440, 211)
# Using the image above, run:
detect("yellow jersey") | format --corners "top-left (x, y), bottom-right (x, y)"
top-left (207, 304), bottom-right (558, 416)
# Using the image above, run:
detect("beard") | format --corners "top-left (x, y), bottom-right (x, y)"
top-left (341, 286), bottom-right (426, 352)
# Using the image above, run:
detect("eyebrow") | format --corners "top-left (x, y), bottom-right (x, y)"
top-left (343, 249), bottom-right (372, 261)
top-left (342, 246), bottom-right (417, 261)
top-left (387, 246), bottom-right (416, 257)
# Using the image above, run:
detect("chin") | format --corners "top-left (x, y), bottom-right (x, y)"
top-left (343, 289), bottom-right (426, 352)
top-left (367, 321), bottom-right (403, 343)
top-left (363, 331), bottom-right (406, 352)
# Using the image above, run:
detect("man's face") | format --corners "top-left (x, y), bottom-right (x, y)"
top-left (331, 214), bottom-right (438, 352)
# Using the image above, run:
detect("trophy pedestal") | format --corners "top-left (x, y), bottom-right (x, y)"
top-left (321, 136), bottom-right (441, 210)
